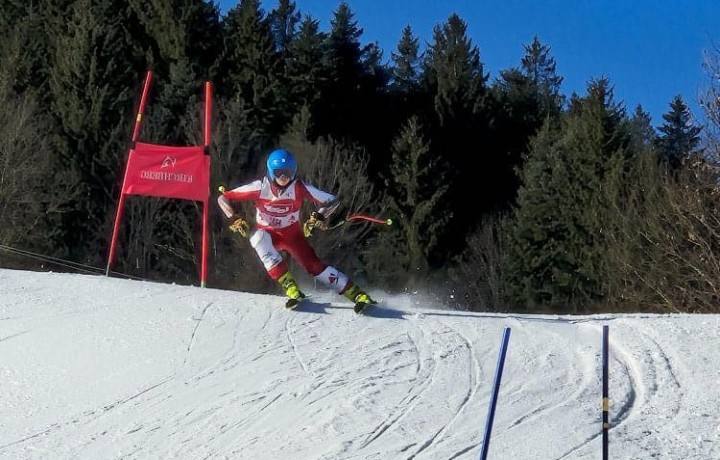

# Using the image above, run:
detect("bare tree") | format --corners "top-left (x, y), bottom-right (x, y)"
top-left (700, 42), bottom-right (720, 161)
top-left (606, 154), bottom-right (720, 313)
top-left (0, 68), bottom-right (54, 260)
top-left (448, 216), bottom-right (509, 311)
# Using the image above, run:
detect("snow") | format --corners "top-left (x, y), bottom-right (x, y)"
top-left (1, 268), bottom-right (718, 459)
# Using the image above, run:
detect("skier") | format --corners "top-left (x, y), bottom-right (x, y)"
top-left (217, 148), bottom-right (375, 312)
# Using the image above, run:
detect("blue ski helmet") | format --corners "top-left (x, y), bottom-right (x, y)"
top-left (266, 149), bottom-right (297, 182)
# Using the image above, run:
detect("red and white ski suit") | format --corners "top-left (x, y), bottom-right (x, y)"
top-left (218, 177), bottom-right (351, 293)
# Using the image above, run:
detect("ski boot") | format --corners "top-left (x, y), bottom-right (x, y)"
top-left (278, 272), bottom-right (306, 309)
top-left (343, 284), bottom-right (375, 314)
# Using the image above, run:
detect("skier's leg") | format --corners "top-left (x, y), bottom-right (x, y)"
top-left (250, 229), bottom-right (304, 299)
top-left (284, 228), bottom-right (373, 307)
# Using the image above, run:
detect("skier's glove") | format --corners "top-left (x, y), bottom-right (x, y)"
top-left (229, 216), bottom-right (249, 238)
top-left (303, 211), bottom-right (326, 238)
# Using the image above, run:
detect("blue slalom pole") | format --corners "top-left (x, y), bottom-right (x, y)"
top-left (479, 327), bottom-right (511, 460)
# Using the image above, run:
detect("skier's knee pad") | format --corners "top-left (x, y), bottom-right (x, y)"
top-left (314, 266), bottom-right (349, 294)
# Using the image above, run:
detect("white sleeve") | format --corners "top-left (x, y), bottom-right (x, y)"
top-left (318, 199), bottom-right (340, 219)
top-left (303, 183), bottom-right (340, 218)
top-left (217, 194), bottom-right (235, 218)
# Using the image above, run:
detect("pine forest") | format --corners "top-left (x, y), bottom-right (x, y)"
top-left (2, 0), bottom-right (720, 313)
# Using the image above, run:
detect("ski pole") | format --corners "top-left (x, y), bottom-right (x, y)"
top-left (326, 213), bottom-right (393, 230)
top-left (346, 213), bottom-right (393, 226)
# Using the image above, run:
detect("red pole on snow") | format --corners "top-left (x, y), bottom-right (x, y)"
top-left (106, 71), bottom-right (153, 276)
top-left (200, 81), bottom-right (213, 287)
top-left (107, 72), bottom-right (212, 287)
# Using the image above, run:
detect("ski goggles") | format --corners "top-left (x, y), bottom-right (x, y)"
top-left (272, 168), bottom-right (295, 180)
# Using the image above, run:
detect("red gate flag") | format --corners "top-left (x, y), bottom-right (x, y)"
top-left (107, 72), bottom-right (213, 287)
top-left (122, 142), bottom-right (210, 202)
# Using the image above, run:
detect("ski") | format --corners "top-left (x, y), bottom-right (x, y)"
top-left (354, 300), bottom-right (376, 315)
top-left (285, 295), bottom-right (310, 310)
top-left (285, 297), bottom-right (303, 310)
top-left (285, 296), bottom-right (375, 313)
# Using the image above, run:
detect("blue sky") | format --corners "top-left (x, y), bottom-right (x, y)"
top-left (218, 0), bottom-right (719, 127)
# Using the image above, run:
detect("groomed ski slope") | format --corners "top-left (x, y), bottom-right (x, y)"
top-left (0, 269), bottom-right (718, 459)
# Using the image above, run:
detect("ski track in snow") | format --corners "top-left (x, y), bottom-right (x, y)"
top-left (1, 271), bottom-right (718, 459)
top-left (600, 321), bottom-right (687, 458)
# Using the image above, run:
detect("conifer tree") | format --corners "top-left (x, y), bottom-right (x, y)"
top-left (285, 15), bottom-right (327, 111)
top-left (520, 36), bottom-right (564, 118)
top-left (0, 1), bottom-right (49, 94)
top-left (506, 78), bottom-right (633, 309)
top-left (219, 0), bottom-right (286, 135)
top-left (390, 117), bottom-right (449, 267)
top-left (374, 25), bottom-right (424, 183)
top-left (326, 2), bottom-right (364, 80)
top-left (267, 0), bottom-right (301, 55)
top-left (0, 0), bottom-right (24, 29)
top-left (127, 0), bottom-right (221, 77)
top-left (491, 37), bottom-right (564, 210)
top-left (387, 25), bottom-right (424, 133)
top-left (45, 0), bottom-right (138, 262)
top-left (311, 1), bottom-right (372, 143)
top-left (390, 26), bottom-right (420, 95)
top-left (423, 14), bottom-right (487, 127)
top-left (144, 59), bottom-right (204, 145)
top-left (655, 95), bottom-right (701, 171)
top-left (368, 116), bottom-right (450, 286)
top-left (420, 13), bottom-right (489, 259)
top-left (215, 0), bottom-right (286, 181)
top-left (628, 105), bottom-right (657, 149)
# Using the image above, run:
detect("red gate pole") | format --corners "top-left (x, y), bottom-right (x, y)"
top-left (106, 71), bottom-right (153, 276)
top-left (200, 81), bottom-right (213, 287)
top-left (131, 71), bottom-right (153, 142)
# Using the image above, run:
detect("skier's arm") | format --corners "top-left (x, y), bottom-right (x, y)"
top-left (217, 181), bottom-right (262, 237)
top-left (217, 180), bottom-right (262, 218)
top-left (217, 194), bottom-right (236, 219)
top-left (303, 199), bottom-right (339, 237)
top-left (215, 193), bottom-right (248, 237)
top-left (302, 183), bottom-right (340, 219)
top-left (317, 199), bottom-right (340, 220)
top-left (300, 183), bottom-right (341, 237)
